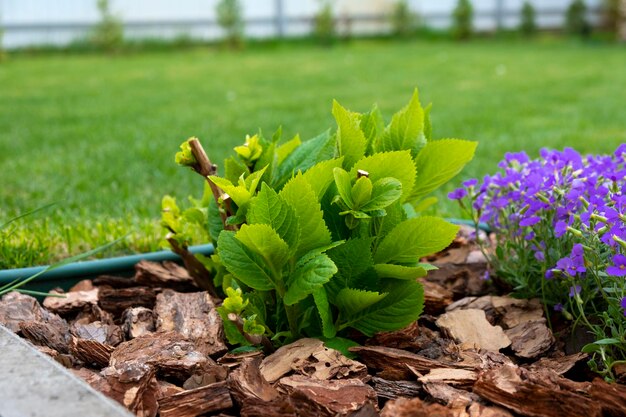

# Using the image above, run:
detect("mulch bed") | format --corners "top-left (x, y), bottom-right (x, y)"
top-left (1, 228), bottom-right (626, 417)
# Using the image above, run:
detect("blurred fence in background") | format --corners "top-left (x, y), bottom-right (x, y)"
top-left (0, 0), bottom-right (604, 49)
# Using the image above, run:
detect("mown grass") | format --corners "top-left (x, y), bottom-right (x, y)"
top-left (2, 37), bottom-right (626, 267)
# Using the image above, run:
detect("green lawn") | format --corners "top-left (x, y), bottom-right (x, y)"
top-left (2, 38), bottom-right (626, 267)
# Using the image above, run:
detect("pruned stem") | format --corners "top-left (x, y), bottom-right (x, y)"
top-left (227, 313), bottom-right (275, 354)
top-left (167, 237), bottom-right (219, 299)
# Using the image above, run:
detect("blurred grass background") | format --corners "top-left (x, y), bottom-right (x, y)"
top-left (2, 37), bottom-right (626, 267)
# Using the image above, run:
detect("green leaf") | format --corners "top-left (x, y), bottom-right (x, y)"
top-left (276, 134), bottom-right (301, 165)
top-left (224, 157), bottom-right (247, 184)
top-left (235, 224), bottom-right (290, 273)
top-left (359, 104), bottom-right (385, 155)
top-left (312, 287), bottom-right (336, 338)
top-left (175, 139), bottom-right (197, 166)
top-left (273, 129), bottom-right (336, 189)
top-left (326, 238), bottom-right (375, 299)
top-left (361, 178), bottom-right (402, 211)
top-left (351, 177), bottom-right (373, 209)
top-left (351, 151), bottom-right (416, 203)
top-left (323, 337), bottom-right (360, 359)
top-left (377, 89), bottom-right (426, 157)
top-left (207, 198), bottom-right (224, 242)
top-left (332, 100), bottom-right (366, 169)
top-left (280, 173), bottom-right (332, 257)
top-left (374, 264), bottom-right (427, 280)
top-left (411, 139), bottom-right (477, 200)
top-left (209, 176), bottom-right (252, 208)
top-left (284, 252), bottom-right (338, 306)
top-left (217, 306), bottom-right (250, 346)
top-left (376, 200), bottom-right (407, 241)
top-left (374, 217), bottom-right (459, 264)
top-left (424, 103), bottom-right (433, 141)
top-left (247, 183), bottom-right (300, 249)
top-left (336, 288), bottom-right (387, 317)
top-left (341, 281), bottom-right (424, 336)
top-left (333, 167), bottom-right (354, 208)
top-left (300, 158), bottom-right (344, 200)
top-left (217, 231), bottom-right (276, 291)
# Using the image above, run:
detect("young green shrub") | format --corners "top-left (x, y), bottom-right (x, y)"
top-left (452, 0), bottom-right (474, 40)
top-left (520, 1), bottom-right (537, 37)
top-left (166, 90), bottom-right (477, 350)
top-left (313, 0), bottom-right (336, 46)
top-left (91, 0), bottom-right (124, 53)
top-left (216, 0), bottom-right (244, 49)
top-left (391, 0), bottom-right (417, 38)
top-left (565, 0), bottom-right (591, 38)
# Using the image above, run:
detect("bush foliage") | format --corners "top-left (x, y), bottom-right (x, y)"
top-left (91, 0), bottom-right (124, 52)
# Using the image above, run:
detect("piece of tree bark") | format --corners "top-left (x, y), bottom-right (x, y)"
top-left (101, 363), bottom-right (160, 417)
top-left (93, 275), bottom-right (138, 288)
top-left (473, 364), bottom-right (602, 417)
top-left (230, 357), bottom-right (280, 405)
top-left (154, 289), bottom-right (226, 356)
top-left (109, 331), bottom-right (211, 382)
top-left (157, 381), bottom-right (185, 399)
top-left (436, 309), bottom-right (510, 352)
top-left (418, 368), bottom-right (478, 388)
top-left (420, 280), bottom-right (454, 315)
top-left (279, 375), bottom-right (378, 417)
top-left (261, 338), bottom-right (368, 383)
top-left (380, 396), bottom-right (456, 417)
top-left (135, 260), bottom-right (197, 291)
top-left (36, 345), bottom-right (75, 368)
top-left (350, 345), bottom-right (472, 380)
top-left (43, 289), bottom-right (99, 315)
top-left (588, 378), bottom-right (626, 416)
top-left (72, 304), bottom-right (114, 326)
top-left (70, 337), bottom-right (115, 368)
top-left (371, 377), bottom-right (422, 400)
top-left (239, 396), bottom-right (297, 417)
top-left (19, 320), bottom-right (71, 353)
top-left (505, 319), bottom-right (554, 359)
top-left (98, 286), bottom-right (156, 317)
top-left (183, 364), bottom-right (229, 389)
top-left (158, 380), bottom-right (233, 417)
top-left (121, 307), bottom-right (155, 339)
top-left (467, 403), bottom-right (513, 417)
top-left (71, 320), bottom-right (124, 346)
top-left (526, 353), bottom-right (587, 375)
top-left (491, 296), bottom-right (543, 329)
top-left (0, 291), bottom-right (63, 332)
top-left (218, 349), bottom-right (264, 368)
top-left (427, 263), bottom-right (490, 298)
top-left (422, 382), bottom-right (480, 408)
top-left (69, 279), bottom-right (95, 292)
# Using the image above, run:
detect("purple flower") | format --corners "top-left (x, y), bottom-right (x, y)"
top-left (519, 216), bottom-right (541, 227)
top-left (534, 251), bottom-right (545, 262)
top-left (569, 285), bottom-right (581, 298)
top-left (554, 303), bottom-right (564, 312)
top-left (554, 220), bottom-right (568, 237)
top-left (606, 254), bottom-right (626, 276)
top-left (448, 188), bottom-right (467, 200)
top-left (463, 179), bottom-right (478, 188)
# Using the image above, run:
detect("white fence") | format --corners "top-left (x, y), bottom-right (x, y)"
top-left (0, 0), bottom-right (603, 49)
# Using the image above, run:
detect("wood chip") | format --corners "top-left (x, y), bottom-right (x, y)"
top-left (0, 291), bottom-right (61, 332)
top-left (526, 353), bottom-right (587, 375)
top-left (279, 375), bottom-right (378, 417)
top-left (158, 380), bottom-right (233, 417)
top-left (491, 296), bottom-right (543, 329)
top-left (239, 396), bottom-right (296, 417)
top-left (36, 345), bottom-right (75, 368)
top-left (371, 377), bottom-right (422, 400)
top-left (135, 260), bottom-right (197, 291)
top-left (588, 377), bottom-right (626, 416)
top-left (98, 286), bottom-right (156, 317)
top-left (229, 357), bottom-right (280, 405)
top-left (183, 363), bottom-right (229, 389)
top-left (19, 320), bottom-right (71, 353)
top-left (436, 309), bottom-right (510, 352)
top-left (505, 319), bottom-right (554, 359)
top-left (422, 382), bottom-right (480, 408)
top-left (121, 307), bottom-right (155, 339)
top-left (70, 337), bottom-right (115, 368)
top-left (71, 320), bottom-right (124, 346)
top-left (418, 368), bottom-right (478, 387)
top-left (154, 289), bottom-right (226, 356)
top-left (157, 381), bottom-right (185, 399)
top-left (101, 363), bottom-right (160, 417)
top-left (43, 289), bottom-right (99, 315)
top-left (467, 403), bottom-right (514, 417)
top-left (69, 279), bottom-right (95, 292)
top-left (420, 280), bottom-right (454, 315)
top-left (427, 263), bottom-right (490, 297)
top-left (72, 304), bottom-right (114, 325)
top-left (93, 275), bottom-right (138, 288)
top-left (261, 338), bottom-right (367, 383)
top-left (380, 396), bottom-right (456, 417)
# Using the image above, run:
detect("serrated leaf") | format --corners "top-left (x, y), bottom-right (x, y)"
top-left (351, 151), bottom-right (416, 203)
top-left (411, 139), bottom-right (477, 200)
top-left (273, 129), bottom-right (336, 189)
top-left (374, 264), bottom-right (427, 280)
top-left (208, 176), bottom-right (252, 208)
top-left (361, 177), bottom-right (402, 211)
top-left (360, 104), bottom-right (385, 155)
top-left (235, 224), bottom-right (290, 273)
top-left (332, 100), bottom-right (366, 169)
top-left (312, 287), bottom-right (336, 338)
top-left (217, 306), bottom-right (250, 345)
top-left (326, 238), bottom-right (376, 299)
top-left (424, 103), bottom-right (433, 141)
top-left (276, 134), bottom-right (301, 165)
top-left (410, 197), bottom-right (438, 214)
top-left (280, 173), bottom-right (332, 257)
top-left (377, 89), bottom-right (426, 157)
top-left (207, 198), bottom-right (224, 242)
top-left (376, 200), bottom-right (407, 241)
top-left (224, 157), bottom-right (247, 184)
top-left (217, 231), bottom-right (276, 291)
top-left (336, 288), bottom-right (387, 317)
top-left (374, 217), bottom-right (459, 264)
top-left (300, 157), bottom-right (344, 200)
top-left (333, 167), bottom-right (354, 208)
top-left (284, 252), bottom-right (338, 305)
top-left (322, 337), bottom-right (360, 359)
top-left (247, 183), bottom-right (300, 249)
top-left (351, 177), bottom-right (373, 209)
top-left (341, 281), bottom-right (424, 336)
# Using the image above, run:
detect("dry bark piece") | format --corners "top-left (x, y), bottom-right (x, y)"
top-left (157, 381), bottom-right (185, 399)
top-left (422, 382), bottom-right (480, 408)
top-left (526, 352), bottom-right (587, 375)
top-left (279, 375), bottom-right (378, 417)
top-left (427, 263), bottom-right (490, 297)
top-left (43, 289), bottom-right (99, 315)
top-left (367, 320), bottom-right (421, 349)
top-left (121, 307), bottom-right (155, 339)
top-left (70, 337), bottom-right (115, 368)
top-left (380, 396), bottom-right (456, 417)
top-left (229, 357), bottom-right (280, 405)
top-left (109, 331), bottom-right (210, 381)
top-left (71, 320), bottom-right (124, 346)
top-left (135, 260), bottom-right (197, 291)
top-left (183, 364), bottom-right (229, 389)
top-left (0, 291), bottom-right (61, 332)
top-left (436, 309), bottom-right (510, 352)
top-left (19, 320), bottom-right (71, 353)
top-left (69, 279), bottom-right (95, 292)
top-left (93, 275), bottom-right (138, 288)
top-left (98, 286), bottom-right (156, 316)
top-left (473, 364), bottom-right (602, 417)
top-left (218, 349), bottom-right (264, 368)
top-left (418, 368), bottom-right (478, 387)
top-left (350, 345), bottom-right (472, 380)
top-left (72, 303), bottom-right (114, 325)
top-left (72, 367), bottom-right (110, 391)
top-left (261, 338), bottom-right (368, 383)
top-left (491, 296), bottom-right (543, 329)
top-left (101, 362), bottom-right (160, 417)
top-left (154, 289), bottom-right (226, 356)
top-left (158, 381), bottom-right (233, 417)
top-left (456, 349), bottom-right (514, 372)
top-left (505, 319), bottom-right (554, 359)
top-left (467, 403), bottom-right (514, 417)
top-left (36, 345), bottom-right (75, 367)
top-left (371, 377), bottom-right (422, 400)
top-left (588, 377), bottom-right (626, 416)
top-left (240, 397), bottom-right (296, 417)
top-left (419, 279), bottom-right (454, 315)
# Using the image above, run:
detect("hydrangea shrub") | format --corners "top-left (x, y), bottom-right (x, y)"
top-left (452, 146), bottom-right (626, 379)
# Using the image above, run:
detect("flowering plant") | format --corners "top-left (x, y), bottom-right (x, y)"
top-left (451, 146), bottom-right (626, 379)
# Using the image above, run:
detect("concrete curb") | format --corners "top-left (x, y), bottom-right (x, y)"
top-left (0, 325), bottom-right (133, 417)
